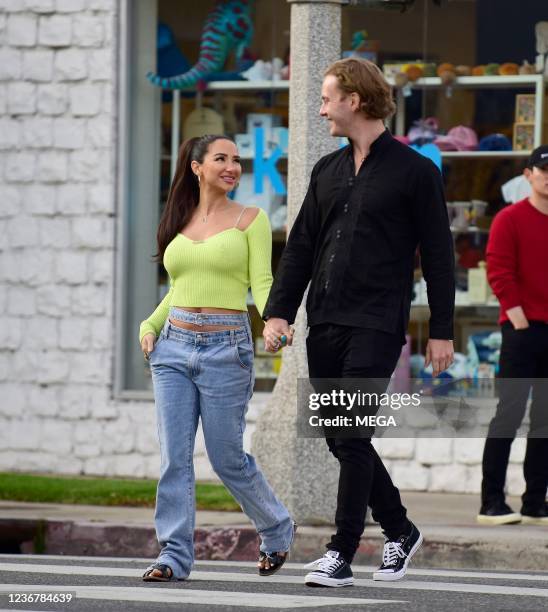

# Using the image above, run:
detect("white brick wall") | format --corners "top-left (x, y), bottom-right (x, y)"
top-left (0, 0), bottom-right (529, 498)
top-left (0, 0), bottom-right (127, 478)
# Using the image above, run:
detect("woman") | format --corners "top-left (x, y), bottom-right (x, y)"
top-left (140, 134), bottom-right (295, 582)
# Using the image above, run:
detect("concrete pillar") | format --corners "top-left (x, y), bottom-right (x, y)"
top-left (252, 0), bottom-right (344, 524)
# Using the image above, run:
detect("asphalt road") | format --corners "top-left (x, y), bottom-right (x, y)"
top-left (1, 554), bottom-right (547, 611)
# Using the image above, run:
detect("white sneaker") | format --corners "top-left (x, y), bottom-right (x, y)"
top-left (373, 523), bottom-right (423, 582)
top-left (304, 550), bottom-right (354, 587)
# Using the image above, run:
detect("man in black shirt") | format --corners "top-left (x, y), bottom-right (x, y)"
top-left (263, 58), bottom-right (455, 587)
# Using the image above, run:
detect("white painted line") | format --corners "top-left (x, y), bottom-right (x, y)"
top-left (0, 585), bottom-right (402, 608)
top-left (1, 564), bottom-right (547, 598)
top-left (4, 555), bottom-right (547, 583)
top-left (196, 561), bottom-right (548, 582)
top-left (370, 579), bottom-right (548, 598)
top-left (2, 559), bottom-right (548, 583)
top-left (393, 567), bottom-right (548, 582)
top-left (0, 563), bottom-right (143, 578)
top-left (0, 553), bottom-right (154, 563)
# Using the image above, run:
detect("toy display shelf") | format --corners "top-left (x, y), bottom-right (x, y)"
top-left (441, 151), bottom-right (530, 158)
top-left (411, 303), bottom-right (499, 311)
top-left (167, 81), bottom-right (289, 179)
top-left (390, 74), bottom-right (546, 148)
top-left (237, 150), bottom-right (529, 161)
top-left (165, 75), bottom-right (545, 175)
top-left (205, 80), bottom-right (289, 91)
top-left (449, 226), bottom-right (490, 233)
top-left (386, 74), bottom-right (546, 89)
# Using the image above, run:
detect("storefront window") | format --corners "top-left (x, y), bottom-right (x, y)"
top-left (119, 0), bottom-right (291, 393)
top-left (118, 0), bottom-right (546, 394)
top-left (342, 0), bottom-right (546, 384)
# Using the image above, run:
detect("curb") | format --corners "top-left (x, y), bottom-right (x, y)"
top-left (2, 518), bottom-right (547, 571)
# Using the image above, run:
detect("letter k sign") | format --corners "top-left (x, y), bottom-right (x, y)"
top-left (253, 127), bottom-right (286, 195)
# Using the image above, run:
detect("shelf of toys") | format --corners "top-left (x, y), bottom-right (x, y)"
top-left (388, 73), bottom-right (546, 150)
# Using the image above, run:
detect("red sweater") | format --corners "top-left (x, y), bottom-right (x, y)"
top-left (486, 198), bottom-right (548, 325)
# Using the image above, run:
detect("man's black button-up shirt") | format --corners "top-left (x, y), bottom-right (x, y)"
top-left (263, 130), bottom-right (455, 340)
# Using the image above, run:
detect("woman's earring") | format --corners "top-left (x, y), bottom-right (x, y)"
top-left (197, 174), bottom-right (201, 186)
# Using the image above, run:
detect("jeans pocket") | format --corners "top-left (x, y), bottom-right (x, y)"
top-left (234, 338), bottom-right (253, 370)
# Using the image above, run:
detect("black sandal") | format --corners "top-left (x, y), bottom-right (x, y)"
top-left (142, 563), bottom-right (174, 582)
top-left (258, 551), bottom-right (288, 576)
top-left (258, 521), bottom-right (297, 576)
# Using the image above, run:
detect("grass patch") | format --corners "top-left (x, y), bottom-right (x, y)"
top-left (0, 472), bottom-right (240, 512)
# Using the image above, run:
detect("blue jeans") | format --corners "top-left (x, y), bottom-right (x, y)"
top-left (149, 307), bottom-right (294, 579)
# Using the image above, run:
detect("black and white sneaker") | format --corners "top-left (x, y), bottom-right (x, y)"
top-left (373, 523), bottom-right (423, 581)
top-left (304, 550), bottom-right (354, 587)
top-left (521, 502), bottom-right (548, 526)
top-left (477, 501), bottom-right (522, 525)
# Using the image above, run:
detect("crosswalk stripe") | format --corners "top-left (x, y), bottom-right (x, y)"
top-left (0, 584), bottom-right (402, 608)
top-left (198, 561), bottom-right (548, 583)
top-left (4, 555), bottom-right (548, 583)
top-left (1, 563), bottom-right (547, 598)
top-left (370, 580), bottom-right (548, 598)
top-left (384, 567), bottom-right (548, 583)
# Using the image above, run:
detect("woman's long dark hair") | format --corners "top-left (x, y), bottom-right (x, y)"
top-left (155, 134), bottom-right (235, 261)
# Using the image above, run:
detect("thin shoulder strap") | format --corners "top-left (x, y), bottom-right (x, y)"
top-left (234, 207), bottom-right (247, 229)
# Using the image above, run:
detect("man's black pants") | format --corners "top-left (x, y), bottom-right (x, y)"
top-left (482, 321), bottom-right (548, 511)
top-left (306, 323), bottom-right (411, 564)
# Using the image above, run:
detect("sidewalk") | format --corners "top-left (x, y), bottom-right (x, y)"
top-left (1, 492), bottom-right (546, 570)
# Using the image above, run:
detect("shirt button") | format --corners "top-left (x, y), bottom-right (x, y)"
top-left (324, 280), bottom-right (329, 289)
top-left (329, 255), bottom-right (335, 262)
top-left (344, 204), bottom-right (349, 213)
top-left (336, 230), bottom-right (341, 239)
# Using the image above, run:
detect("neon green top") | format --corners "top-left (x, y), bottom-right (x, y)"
top-left (139, 208), bottom-right (273, 342)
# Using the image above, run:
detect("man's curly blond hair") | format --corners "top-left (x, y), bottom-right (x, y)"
top-left (324, 58), bottom-right (396, 120)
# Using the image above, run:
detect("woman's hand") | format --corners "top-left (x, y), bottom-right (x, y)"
top-left (141, 333), bottom-right (156, 360)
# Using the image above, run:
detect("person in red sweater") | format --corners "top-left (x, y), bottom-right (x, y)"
top-left (478, 145), bottom-right (548, 526)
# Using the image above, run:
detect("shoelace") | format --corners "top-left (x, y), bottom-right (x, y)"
top-left (304, 553), bottom-right (343, 573)
top-left (382, 540), bottom-right (407, 567)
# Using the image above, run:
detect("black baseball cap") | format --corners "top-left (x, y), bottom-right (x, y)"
top-left (526, 145), bottom-right (548, 169)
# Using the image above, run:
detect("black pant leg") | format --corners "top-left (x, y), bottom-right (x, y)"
top-left (325, 436), bottom-right (376, 562)
top-left (481, 324), bottom-right (537, 506)
top-left (368, 444), bottom-right (411, 540)
top-left (307, 324), bottom-right (361, 562)
top-left (308, 326), bottom-right (408, 562)
top-left (522, 327), bottom-right (548, 509)
top-left (344, 328), bottom-right (410, 542)
top-left (481, 438), bottom-right (513, 506)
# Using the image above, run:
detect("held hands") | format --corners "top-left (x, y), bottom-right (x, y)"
top-left (263, 318), bottom-right (294, 353)
top-left (140, 333), bottom-right (156, 361)
top-left (425, 339), bottom-right (454, 377)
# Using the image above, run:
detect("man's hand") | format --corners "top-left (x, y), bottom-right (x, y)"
top-left (263, 318), bottom-right (294, 353)
top-left (425, 339), bottom-right (454, 377)
top-left (506, 305), bottom-right (529, 330)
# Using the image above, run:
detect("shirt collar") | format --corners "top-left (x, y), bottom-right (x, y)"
top-left (346, 128), bottom-right (392, 161)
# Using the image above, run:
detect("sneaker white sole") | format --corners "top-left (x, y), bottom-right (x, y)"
top-left (372, 532), bottom-right (423, 582)
top-left (476, 513), bottom-right (522, 525)
top-left (520, 515), bottom-right (548, 526)
top-left (304, 572), bottom-right (354, 588)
